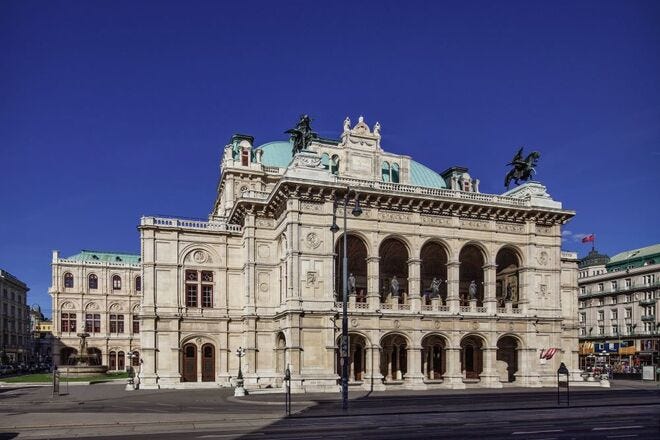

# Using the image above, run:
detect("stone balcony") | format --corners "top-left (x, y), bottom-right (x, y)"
top-left (140, 216), bottom-right (242, 233)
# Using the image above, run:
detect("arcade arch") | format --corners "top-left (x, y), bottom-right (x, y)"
top-left (335, 234), bottom-right (368, 302)
top-left (379, 238), bottom-right (409, 303)
top-left (421, 334), bottom-right (447, 380)
top-left (420, 241), bottom-right (448, 304)
top-left (497, 335), bottom-right (520, 382)
top-left (460, 334), bottom-right (484, 380)
top-left (496, 247), bottom-right (521, 307)
top-left (459, 244), bottom-right (485, 306)
top-left (380, 333), bottom-right (408, 381)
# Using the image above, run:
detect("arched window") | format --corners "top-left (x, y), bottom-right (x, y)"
top-left (381, 161), bottom-right (390, 182)
top-left (391, 163), bottom-right (400, 183)
top-left (118, 351), bottom-right (125, 370)
top-left (135, 276), bottom-right (141, 292)
top-left (88, 274), bottom-right (98, 290)
top-left (64, 273), bottom-right (74, 288)
top-left (112, 275), bottom-right (121, 290)
top-left (241, 148), bottom-right (250, 166)
top-left (331, 155), bottom-right (340, 175)
top-left (321, 153), bottom-right (330, 171)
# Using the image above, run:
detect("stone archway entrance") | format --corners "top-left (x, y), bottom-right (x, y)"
top-left (182, 343), bottom-right (197, 382)
top-left (421, 335), bottom-right (446, 380)
top-left (335, 333), bottom-right (367, 382)
top-left (460, 335), bottom-right (484, 380)
top-left (60, 347), bottom-right (77, 365)
top-left (201, 343), bottom-right (215, 382)
top-left (497, 336), bottom-right (519, 382)
top-left (380, 334), bottom-right (407, 382)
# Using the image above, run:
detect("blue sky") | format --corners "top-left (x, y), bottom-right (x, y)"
top-left (1, 0), bottom-right (659, 317)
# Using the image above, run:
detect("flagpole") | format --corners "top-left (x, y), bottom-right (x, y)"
top-left (592, 233), bottom-right (595, 252)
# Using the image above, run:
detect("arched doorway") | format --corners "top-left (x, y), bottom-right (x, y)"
top-left (496, 247), bottom-right (521, 307)
top-left (109, 351), bottom-right (117, 370)
top-left (459, 244), bottom-right (485, 306)
top-left (380, 334), bottom-right (408, 381)
top-left (336, 333), bottom-right (367, 382)
top-left (421, 334), bottom-right (446, 380)
top-left (60, 347), bottom-right (77, 365)
top-left (117, 351), bottom-right (125, 371)
top-left (182, 343), bottom-right (197, 382)
top-left (497, 336), bottom-right (519, 382)
top-left (379, 238), bottom-right (409, 303)
top-left (420, 242), bottom-right (448, 304)
top-left (335, 234), bottom-right (368, 302)
top-left (460, 335), bottom-right (484, 380)
top-left (201, 344), bottom-right (215, 382)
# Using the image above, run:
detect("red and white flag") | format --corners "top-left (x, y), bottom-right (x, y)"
top-left (581, 234), bottom-right (595, 243)
top-left (540, 348), bottom-right (558, 360)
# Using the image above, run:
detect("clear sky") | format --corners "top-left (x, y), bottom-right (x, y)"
top-left (2, 0), bottom-right (659, 317)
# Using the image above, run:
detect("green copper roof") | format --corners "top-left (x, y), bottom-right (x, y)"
top-left (606, 244), bottom-right (660, 269)
top-left (258, 141), bottom-right (294, 168)
top-left (256, 141), bottom-right (447, 189)
top-left (66, 250), bottom-right (141, 264)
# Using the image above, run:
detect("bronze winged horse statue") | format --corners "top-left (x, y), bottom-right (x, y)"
top-left (505, 147), bottom-right (540, 189)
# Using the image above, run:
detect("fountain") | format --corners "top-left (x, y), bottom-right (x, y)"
top-left (58, 333), bottom-right (108, 378)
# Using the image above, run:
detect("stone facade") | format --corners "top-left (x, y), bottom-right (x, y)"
top-left (0, 269), bottom-right (30, 364)
top-left (138, 116), bottom-right (580, 391)
top-left (49, 250), bottom-right (142, 371)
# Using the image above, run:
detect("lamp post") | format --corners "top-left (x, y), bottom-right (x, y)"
top-left (234, 346), bottom-right (247, 396)
top-left (330, 189), bottom-right (362, 411)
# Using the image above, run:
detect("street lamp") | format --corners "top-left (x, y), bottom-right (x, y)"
top-left (234, 346), bottom-right (247, 396)
top-left (330, 189), bottom-right (362, 411)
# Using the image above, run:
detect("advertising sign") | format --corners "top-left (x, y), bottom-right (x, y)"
top-left (595, 342), bottom-right (618, 353)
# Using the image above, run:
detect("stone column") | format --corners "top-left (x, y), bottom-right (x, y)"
top-left (518, 268), bottom-right (531, 314)
top-left (422, 349), bottom-right (428, 379)
top-left (363, 345), bottom-right (386, 391)
top-left (483, 264), bottom-right (497, 314)
top-left (443, 347), bottom-right (466, 389)
top-left (517, 347), bottom-right (541, 387)
top-left (386, 347), bottom-right (393, 381)
top-left (429, 348), bottom-right (435, 379)
top-left (405, 345), bottom-right (427, 389)
top-left (479, 347), bottom-right (503, 388)
top-left (408, 258), bottom-right (422, 311)
top-left (447, 261), bottom-right (461, 313)
top-left (366, 256), bottom-right (381, 309)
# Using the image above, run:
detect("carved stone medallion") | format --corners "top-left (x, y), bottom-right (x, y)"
top-left (536, 251), bottom-right (549, 266)
top-left (193, 250), bottom-right (208, 264)
top-left (305, 232), bottom-right (321, 249)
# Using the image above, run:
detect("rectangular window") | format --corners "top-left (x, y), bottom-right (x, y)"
top-left (598, 326), bottom-right (604, 335)
top-left (625, 278), bottom-right (631, 288)
top-left (598, 283), bottom-right (604, 292)
top-left (61, 313), bottom-right (76, 333)
top-left (186, 284), bottom-right (198, 307)
top-left (579, 313), bottom-right (586, 323)
top-left (625, 308), bottom-right (632, 318)
top-left (611, 309), bottom-right (618, 320)
top-left (580, 287), bottom-right (585, 295)
top-left (110, 314), bottom-right (124, 333)
top-left (202, 285), bottom-right (213, 308)
top-left (598, 310), bottom-right (604, 321)
top-left (85, 314), bottom-right (101, 333)
top-left (132, 318), bottom-right (140, 334)
top-left (611, 281), bottom-right (618, 291)
top-left (598, 298), bottom-right (604, 306)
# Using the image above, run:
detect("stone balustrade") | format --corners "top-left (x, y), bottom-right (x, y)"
top-left (141, 216), bottom-right (242, 233)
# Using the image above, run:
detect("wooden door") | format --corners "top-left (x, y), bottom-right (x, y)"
top-left (201, 344), bottom-right (215, 382)
top-left (182, 344), bottom-right (197, 382)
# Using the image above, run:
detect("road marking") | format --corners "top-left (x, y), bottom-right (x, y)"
top-left (606, 435), bottom-right (638, 439)
top-left (512, 429), bottom-right (563, 435)
top-left (593, 426), bottom-right (643, 431)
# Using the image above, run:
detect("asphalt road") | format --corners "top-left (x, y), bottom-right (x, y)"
top-left (1, 383), bottom-right (659, 439)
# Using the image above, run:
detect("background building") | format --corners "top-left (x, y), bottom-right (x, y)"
top-left (49, 250), bottom-right (142, 371)
top-left (138, 116), bottom-right (579, 391)
top-left (578, 244), bottom-right (660, 374)
top-left (29, 305), bottom-right (53, 365)
top-left (0, 269), bottom-right (31, 364)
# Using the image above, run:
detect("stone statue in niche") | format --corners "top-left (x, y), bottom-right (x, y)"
top-left (348, 273), bottom-right (356, 295)
top-left (506, 283), bottom-right (513, 301)
top-left (430, 277), bottom-right (441, 298)
top-left (390, 276), bottom-right (400, 297)
top-left (469, 280), bottom-right (478, 300)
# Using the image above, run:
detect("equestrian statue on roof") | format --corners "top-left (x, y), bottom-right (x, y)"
top-left (286, 114), bottom-right (318, 155)
top-left (504, 147), bottom-right (540, 189)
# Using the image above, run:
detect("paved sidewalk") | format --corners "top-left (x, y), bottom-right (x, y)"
top-left (1, 380), bottom-right (658, 439)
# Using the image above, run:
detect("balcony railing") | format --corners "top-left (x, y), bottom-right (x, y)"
top-left (641, 315), bottom-right (656, 322)
top-left (141, 216), bottom-right (242, 233)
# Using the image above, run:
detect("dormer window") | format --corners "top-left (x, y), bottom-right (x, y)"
top-left (331, 155), bottom-right (339, 175)
top-left (462, 180), bottom-right (471, 192)
top-left (115, 256), bottom-right (122, 262)
top-left (241, 148), bottom-right (250, 166)
top-left (381, 161), bottom-right (400, 183)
